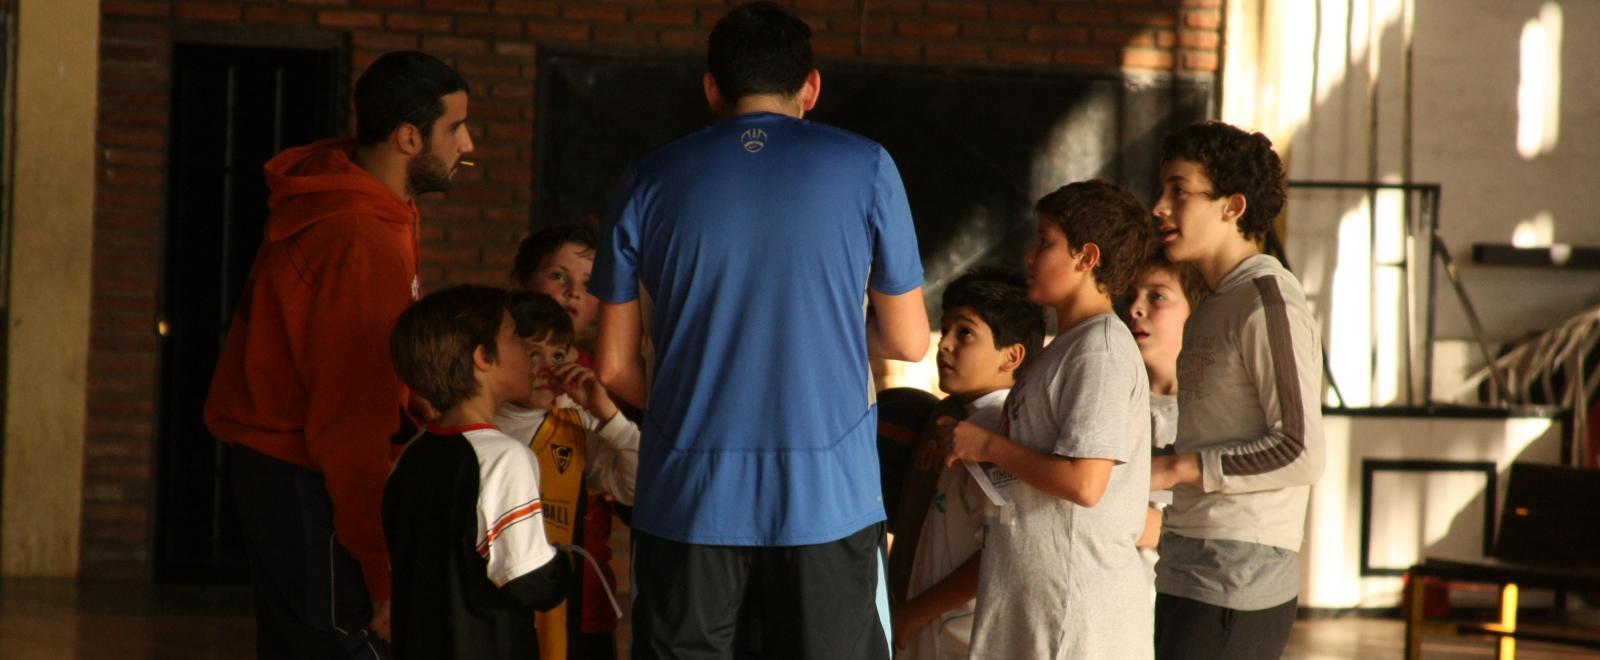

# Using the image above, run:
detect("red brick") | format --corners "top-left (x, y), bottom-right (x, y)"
top-left (318, 9), bottom-right (383, 27)
top-left (860, 40), bottom-right (920, 59)
top-left (101, 88), bottom-right (167, 108)
top-left (494, 40), bottom-right (539, 56)
top-left (494, 0), bottom-right (558, 16)
top-left (794, 0), bottom-right (857, 11)
top-left (1178, 29), bottom-right (1219, 49)
top-left (245, 4), bottom-right (317, 23)
top-left (872, 0), bottom-right (922, 15)
top-left (99, 128), bottom-right (165, 149)
top-left (525, 21), bottom-right (589, 42)
top-left (895, 20), bottom-right (958, 39)
top-left (991, 45), bottom-right (1052, 66)
top-left (100, 105), bottom-right (168, 128)
top-left (387, 12), bottom-right (453, 32)
top-left (425, 0), bottom-right (488, 11)
top-left (174, 1), bottom-right (241, 21)
top-left (1184, 9), bottom-right (1220, 29)
top-left (286, 0), bottom-right (350, 6)
top-left (1055, 47), bottom-right (1118, 68)
top-left (660, 29), bottom-right (708, 49)
top-left (486, 165), bottom-right (532, 185)
top-left (422, 35), bottom-right (489, 53)
top-left (486, 120), bottom-right (534, 141)
top-left (960, 23), bottom-right (1024, 41)
top-left (102, 20), bottom-right (172, 40)
top-left (423, 245), bottom-right (483, 265)
top-left (811, 36), bottom-right (857, 58)
top-left (1121, 9), bottom-right (1178, 28)
top-left (634, 8), bottom-right (697, 27)
top-left (593, 24), bottom-right (658, 48)
top-left (490, 80), bottom-right (534, 99)
top-left (104, 0), bottom-right (170, 18)
top-left (1056, 6), bottom-right (1117, 24)
top-left (925, 1), bottom-right (983, 20)
top-left (1121, 48), bottom-right (1174, 69)
top-left (1099, 27), bottom-right (1168, 47)
top-left (455, 57), bottom-right (522, 79)
top-left (102, 40), bottom-right (167, 65)
top-left (562, 5), bottom-right (625, 22)
top-left (97, 208), bottom-right (161, 230)
top-left (1178, 0), bottom-right (1221, 7)
top-left (989, 3), bottom-right (1051, 22)
top-left (924, 42), bottom-right (986, 62)
top-left (1027, 25), bottom-right (1088, 44)
top-left (1182, 50), bottom-right (1218, 71)
top-left (354, 0), bottom-right (420, 6)
top-left (101, 168), bottom-right (165, 187)
top-left (352, 30), bottom-right (420, 50)
top-left (100, 149), bottom-right (165, 169)
top-left (828, 17), bottom-right (892, 35)
top-left (456, 15), bottom-right (523, 36)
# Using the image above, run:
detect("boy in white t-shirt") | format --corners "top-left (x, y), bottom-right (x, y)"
top-left (890, 269), bottom-right (1043, 660)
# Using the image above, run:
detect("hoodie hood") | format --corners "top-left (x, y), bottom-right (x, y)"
top-left (263, 138), bottom-right (417, 242)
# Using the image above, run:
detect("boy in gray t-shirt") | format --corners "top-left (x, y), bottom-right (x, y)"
top-left (941, 180), bottom-right (1155, 659)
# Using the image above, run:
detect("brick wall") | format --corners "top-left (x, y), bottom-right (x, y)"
top-left (88, 0), bottom-right (1223, 579)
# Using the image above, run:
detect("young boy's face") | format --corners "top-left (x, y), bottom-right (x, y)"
top-left (1153, 159), bottom-right (1235, 264)
top-left (488, 311), bottom-right (534, 404)
top-left (527, 242), bottom-right (598, 335)
top-left (937, 306), bottom-right (1017, 398)
top-left (1024, 221), bottom-right (1087, 309)
top-left (522, 332), bottom-right (576, 401)
top-left (1123, 268), bottom-right (1191, 369)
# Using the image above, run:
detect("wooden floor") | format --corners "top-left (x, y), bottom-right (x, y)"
top-left (2, 578), bottom-right (1597, 659)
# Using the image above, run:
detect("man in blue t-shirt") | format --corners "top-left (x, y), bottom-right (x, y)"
top-left (590, 3), bottom-right (928, 658)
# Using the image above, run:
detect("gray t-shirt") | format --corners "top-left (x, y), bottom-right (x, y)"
top-left (969, 314), bottom-right (1153, 660)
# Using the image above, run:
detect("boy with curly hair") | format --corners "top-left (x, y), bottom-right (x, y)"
top-left (942, 179), bottom-right (1156, 659)
top-left (1148, 121), bottom-right (1325, 659)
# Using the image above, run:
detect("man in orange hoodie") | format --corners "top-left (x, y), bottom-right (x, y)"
top-left (205, 50), bottom-right (474, 660)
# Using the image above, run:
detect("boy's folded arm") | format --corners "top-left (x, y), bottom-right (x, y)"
top-left (499, 552), bottom-right (572, 612)
top-left (585, 416), bottom-right (639, 505)
top-left (986, 434), bottom-right (1114, 507)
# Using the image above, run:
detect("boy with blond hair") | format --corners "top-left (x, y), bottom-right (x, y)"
top-left (943, 180), bottom-right (1156, 659)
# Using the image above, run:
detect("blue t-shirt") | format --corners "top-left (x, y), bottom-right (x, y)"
top-left (591, 112), bottom-right (924, 546)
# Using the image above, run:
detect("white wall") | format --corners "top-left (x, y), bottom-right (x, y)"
top-left (1226, 0), bottom-right (1600, 405)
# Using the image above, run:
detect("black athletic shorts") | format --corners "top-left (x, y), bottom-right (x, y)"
top-left (630, 522), bottom-right (891, 660)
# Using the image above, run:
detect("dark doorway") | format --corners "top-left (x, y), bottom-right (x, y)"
top-left (532, 54), bottom-right (1211, 309)
top-left (156, 41), bottom-right (345, 581)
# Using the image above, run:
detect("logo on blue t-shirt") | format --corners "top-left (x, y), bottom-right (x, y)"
top-left (740, 128), bottom-right (768, 153)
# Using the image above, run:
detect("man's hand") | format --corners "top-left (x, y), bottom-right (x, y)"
top-left (936, 416), bottom-right (993, 466)
top-left (369, 599), bottom-right (392, 641)
top-left (547, 362), bottom-right (619, 421)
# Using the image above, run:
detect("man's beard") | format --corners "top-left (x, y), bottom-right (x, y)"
top-left (406, 150), bottom-right (454, 196)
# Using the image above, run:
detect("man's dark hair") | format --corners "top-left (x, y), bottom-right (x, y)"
top-left (511, 224), bottom-right (598, 288)
top-left (942, 268), bottom-right (1045, 362)
top-left (1160, 121), bottom-right (1287, 242)
top-left (506, 291), bottom-right (575, 346)
top-left (707, 1), bottom-right (814, 101)
top-left (1034, 179), bottom-right (1157, 299)
top-left (354, 51), bottom-right (470, 147)
top-left (390, 284), bottom-right (506, 413)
